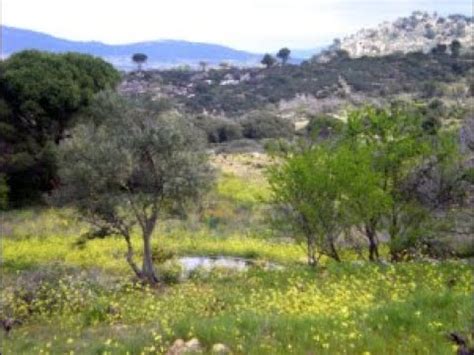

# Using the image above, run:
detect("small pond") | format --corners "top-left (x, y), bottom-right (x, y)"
top-left (177, 256), bottom-right (282, 277)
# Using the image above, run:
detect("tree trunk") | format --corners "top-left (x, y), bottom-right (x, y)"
top-left (328, 236), bottom-right (341, 262)
top-left (124, 235), bottom-right (142, 279)
top-left (389, 208), bottom-right (400, 262)
top-left (365, 222), bottom-right (379, 261)
top-left (142, 230), bottom-right (158, 284)
top-left (307, 236), bottom-right (317, 267)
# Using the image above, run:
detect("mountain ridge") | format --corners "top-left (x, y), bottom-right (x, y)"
top-left (1, 26), bottom-right (264, 69)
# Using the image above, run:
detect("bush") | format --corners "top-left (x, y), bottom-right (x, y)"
top-left (151, 245), bottom-right (175, 264)
top-left (241, 112), bottom-right (294, 139)
top-left (306, 114), bottom-right (344, 140)
top-left (195, 116), bottom-right (242, 143)
top-left (1, 264), bottom-right (109, 321)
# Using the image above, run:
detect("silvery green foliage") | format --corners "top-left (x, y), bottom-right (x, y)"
top-left (57, 97), bottom-right (213, 232)
top-left (54, 96), bottom-right (214, 281)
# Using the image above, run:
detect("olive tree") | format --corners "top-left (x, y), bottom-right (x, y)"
top-left (55, 96), bottom-right (214, 283)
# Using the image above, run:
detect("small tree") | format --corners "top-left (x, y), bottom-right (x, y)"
top-left (268, 144), bottom-right (347, 265)
top-left (132, 53), bottom-right (148, 71)
top-left (199, 61), bottom-right (208, 72)
top-left (343, 104), bottom-right (461, 260)
top-left (261, 54), bottom-right (276, 68)
top-left (333, 143), bottom-right (391, 261)
top-left (268, 141), bottom-right (390, 264)
top-left (450, 40), bottom-right (461, 58)
top-left (55, 96), bottom-right (214, 283)
top-left (276, 48), bottom-right (291, 65)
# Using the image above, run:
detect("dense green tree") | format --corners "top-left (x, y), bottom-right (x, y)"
top-left (132, 53), bottom-right (148, 71)
top-left (276, 48), bottom-right (291, 65)
top-left (54, 96), bottom-right (214, 284)
top-left (0, 50), bottom-right (120, 205)
top-left (261, 54), bottom-right (276, 68)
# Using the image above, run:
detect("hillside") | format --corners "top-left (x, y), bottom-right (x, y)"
top-left (121, 49), bottom-right (474, 116)
top-left (329, 12), bottom-right (473, 58)
top-left (1, 26), bottom-right (261, 69)
top-left (119, 11), bottom-right (474, 117)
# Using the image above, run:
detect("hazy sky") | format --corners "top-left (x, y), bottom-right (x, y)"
top-left (1, 0), bottom-right (472, 52)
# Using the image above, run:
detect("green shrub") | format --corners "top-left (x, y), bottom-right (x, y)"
top-left (151, 245), bottom-right (175, 264)
top-left (241, 112), bottom-right (293, 139)
top-left (157, 259), bottom-right (183, 284)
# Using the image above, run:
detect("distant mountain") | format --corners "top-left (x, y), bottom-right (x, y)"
top-left (1, 26), bottom-right (263, 69)
top-left (328, 11), bottom-right (473, 58)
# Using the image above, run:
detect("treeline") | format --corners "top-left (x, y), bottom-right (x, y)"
top-left (0, 51), bottom-right (120, 207)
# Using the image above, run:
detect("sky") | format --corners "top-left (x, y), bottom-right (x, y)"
top-left (1, 0), bottom-right (472, 52)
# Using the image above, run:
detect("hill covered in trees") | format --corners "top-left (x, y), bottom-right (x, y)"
top-left (121, 47), bottom-right (474, 116)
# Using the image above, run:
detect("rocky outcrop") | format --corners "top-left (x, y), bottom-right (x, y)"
top-left (325, 12), bottom-right (473, 59)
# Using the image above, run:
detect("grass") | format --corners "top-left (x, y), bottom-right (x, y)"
top-left (1, 158), bottom-right (473, 354)
top-left (2, 260), bottom-right (472, 354)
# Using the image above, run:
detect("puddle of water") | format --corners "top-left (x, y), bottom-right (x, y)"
top-left (177, 256), bottom-right (282, 277)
